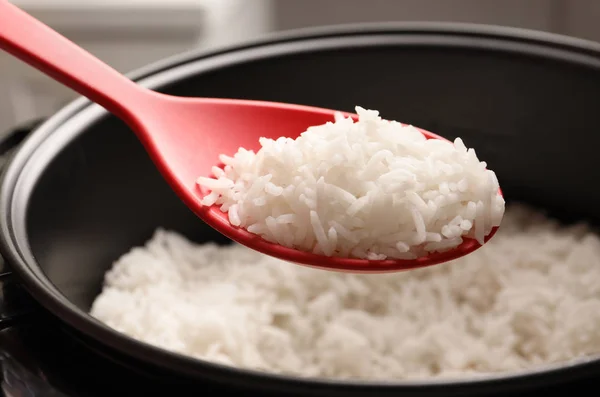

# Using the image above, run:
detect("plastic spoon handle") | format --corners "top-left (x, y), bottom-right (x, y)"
top-left (0, 0), bottom-right (145, 121)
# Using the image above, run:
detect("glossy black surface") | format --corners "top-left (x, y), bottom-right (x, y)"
top-left (3, 24), bottom-right (600, 396)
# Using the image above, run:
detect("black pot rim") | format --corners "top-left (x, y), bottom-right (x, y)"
top-left (2, 22), bottom-right (600, 392)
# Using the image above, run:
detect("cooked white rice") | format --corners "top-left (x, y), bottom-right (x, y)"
top-left (90, 204), bottom-right (600, 380)
top-left (197, 107), bottom-right (505, 260)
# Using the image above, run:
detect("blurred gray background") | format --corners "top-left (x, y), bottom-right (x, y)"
top-left (2, 0), bottom-right (598, 134)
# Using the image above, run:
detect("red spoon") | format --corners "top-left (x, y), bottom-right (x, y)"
top-left (0, 1), bottom-right (499, 273)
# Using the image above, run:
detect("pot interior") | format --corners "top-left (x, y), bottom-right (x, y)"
top-left (21, 31), bottom-right (600, 370)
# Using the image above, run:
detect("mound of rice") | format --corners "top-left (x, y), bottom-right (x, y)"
top-left (197, 107), bottom-right (505, 260)
top-left (90, 204), bottom-right (600, 380)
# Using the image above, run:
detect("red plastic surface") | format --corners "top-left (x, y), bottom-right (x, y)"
top-left (0, 0), bottom-right (501, 273)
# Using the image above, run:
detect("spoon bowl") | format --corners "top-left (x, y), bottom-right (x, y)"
top-left (0, 0), bottom-right (500, 273)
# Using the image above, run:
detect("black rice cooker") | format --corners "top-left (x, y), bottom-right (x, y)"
top-left (1, 23), bottom-right (600, 396)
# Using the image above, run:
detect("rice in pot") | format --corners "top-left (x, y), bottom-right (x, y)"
top-left (90, 204), bottom-right (600, 380)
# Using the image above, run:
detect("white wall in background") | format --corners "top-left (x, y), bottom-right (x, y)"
top-left (199, 0), bottom-right (273, 50)
top-left (0, 0), bottom-right (272, 135)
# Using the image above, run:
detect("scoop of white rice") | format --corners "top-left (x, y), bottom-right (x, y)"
top-left (90, 204), bottom-right (600, 380)
top-left (197, 106), bottom-right (504, 260)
